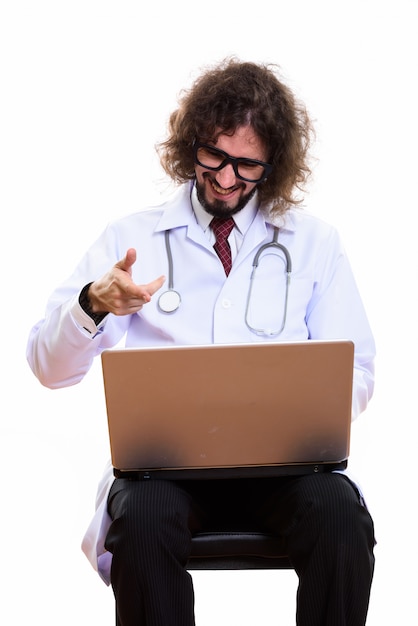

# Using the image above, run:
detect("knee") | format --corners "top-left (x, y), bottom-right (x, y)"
top-left (300, 474), bottom-right (375, 545)
top-left (107, 479), bottom-right (191, 537)
top-left (105, 479), bottom-right (193, 564)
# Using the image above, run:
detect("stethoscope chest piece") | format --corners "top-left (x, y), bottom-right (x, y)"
top-left (158, 289), bottom-right (181, 313)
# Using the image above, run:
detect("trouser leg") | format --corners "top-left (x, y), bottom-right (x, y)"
top-left (105, 478), bottom-right (196, 626)
top-left (258, 473), bottom-right (375, 626)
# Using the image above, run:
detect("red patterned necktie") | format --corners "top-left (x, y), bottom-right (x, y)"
top-left (211, 217), bottom-right (235, 276)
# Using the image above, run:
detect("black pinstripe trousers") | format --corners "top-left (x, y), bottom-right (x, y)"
top-left (105, 473), bottom-right (375, 626)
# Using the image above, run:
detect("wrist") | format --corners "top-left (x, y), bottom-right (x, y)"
top-left (79, 282), bottom-right (108, 325)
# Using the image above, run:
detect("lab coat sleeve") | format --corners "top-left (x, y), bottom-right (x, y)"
top-left (304, 227), bottom-right (375, 420)
top-left (26, 225), bottom-right (130, 389)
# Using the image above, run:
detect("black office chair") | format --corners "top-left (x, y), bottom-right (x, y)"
top-left (187, 528), bottom-right (292, 571)
top-left (185, 465), bottom-right (346, 570)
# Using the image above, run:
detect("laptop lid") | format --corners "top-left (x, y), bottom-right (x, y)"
top-left (101, 340), bottom-right (354, 479)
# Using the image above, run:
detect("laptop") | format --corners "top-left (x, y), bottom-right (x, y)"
top-left (101, 340), bottom-right (354, 480)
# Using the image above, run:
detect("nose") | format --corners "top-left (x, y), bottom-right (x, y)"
top-left (215, 162), bottom-right (237, 188)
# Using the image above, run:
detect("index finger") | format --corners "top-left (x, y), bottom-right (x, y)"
top-left (130, 275), bottom-right (166, 302)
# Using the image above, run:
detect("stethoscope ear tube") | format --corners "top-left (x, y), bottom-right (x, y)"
top-left (252, 227), bottom-right (292, 272)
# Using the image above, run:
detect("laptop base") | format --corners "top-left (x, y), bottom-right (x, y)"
top-left (113, 460), bottom-right (348, 481)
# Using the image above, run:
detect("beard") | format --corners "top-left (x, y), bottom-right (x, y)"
top-left (195, 175), bottom-right (258, 219)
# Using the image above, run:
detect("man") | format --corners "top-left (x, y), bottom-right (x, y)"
top-left (27, 58), bottom-right (376, 625)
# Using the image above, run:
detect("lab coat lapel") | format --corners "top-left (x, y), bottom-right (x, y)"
top-left (155, 184), bottom-right (215, 251)
top-left (235, 209), bottom-right (271, 265)
top-left (155, 185), bottom-right (195, 232)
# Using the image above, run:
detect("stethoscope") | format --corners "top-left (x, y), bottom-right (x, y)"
top-left (158, 226), bottom-right (292, 337)
top-left (157, 230), bottom-right (183, 314)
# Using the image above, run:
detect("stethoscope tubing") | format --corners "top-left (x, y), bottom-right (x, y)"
top-left (157, 230), bottom-right (182, 313)
top-left (244, 227), bottom-right (291, 336)
top-left (158, 226), bottom-right (292, 336)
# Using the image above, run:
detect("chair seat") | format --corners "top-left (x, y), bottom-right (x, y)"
top-left (187, 530), bottom-right (292, 570)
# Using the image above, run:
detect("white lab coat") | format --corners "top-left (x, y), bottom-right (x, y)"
top-left (27, 182), bottom-right (375, 585)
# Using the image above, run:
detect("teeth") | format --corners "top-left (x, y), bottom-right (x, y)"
top-left (211, 180), bottom-right (237, 195)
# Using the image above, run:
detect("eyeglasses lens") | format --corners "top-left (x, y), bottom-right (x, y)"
top-left (195, 145), bottom-right (267, 183)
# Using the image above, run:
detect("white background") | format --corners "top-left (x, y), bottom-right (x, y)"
top-left (1, 1), bottom-right (417, 624)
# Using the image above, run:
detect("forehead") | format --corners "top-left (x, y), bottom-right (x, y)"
top-left (212, 126), bottom-right (267, 160)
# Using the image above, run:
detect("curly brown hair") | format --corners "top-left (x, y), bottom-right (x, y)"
top-left (157, 57), bottom-right (314, 214)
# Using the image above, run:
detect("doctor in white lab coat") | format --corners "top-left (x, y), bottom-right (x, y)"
top-left (26, 59), bottom-right (376, 626)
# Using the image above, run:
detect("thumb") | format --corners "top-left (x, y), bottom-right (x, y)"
top-left (115, 248), bottom-right (137, 275)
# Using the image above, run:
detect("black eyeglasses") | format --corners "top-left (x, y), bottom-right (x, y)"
top-left (193, 141), bottom-right (272, 183)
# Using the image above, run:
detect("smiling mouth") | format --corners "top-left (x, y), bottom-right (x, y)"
top-left (209, 177), bottom-right (240, 196)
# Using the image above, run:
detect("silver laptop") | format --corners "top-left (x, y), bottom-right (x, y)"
top-left (101, 340), bottom-right (354, 479)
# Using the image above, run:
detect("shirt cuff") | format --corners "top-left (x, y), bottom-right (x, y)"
top-left (72, 289), bottom-right (109, 337)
